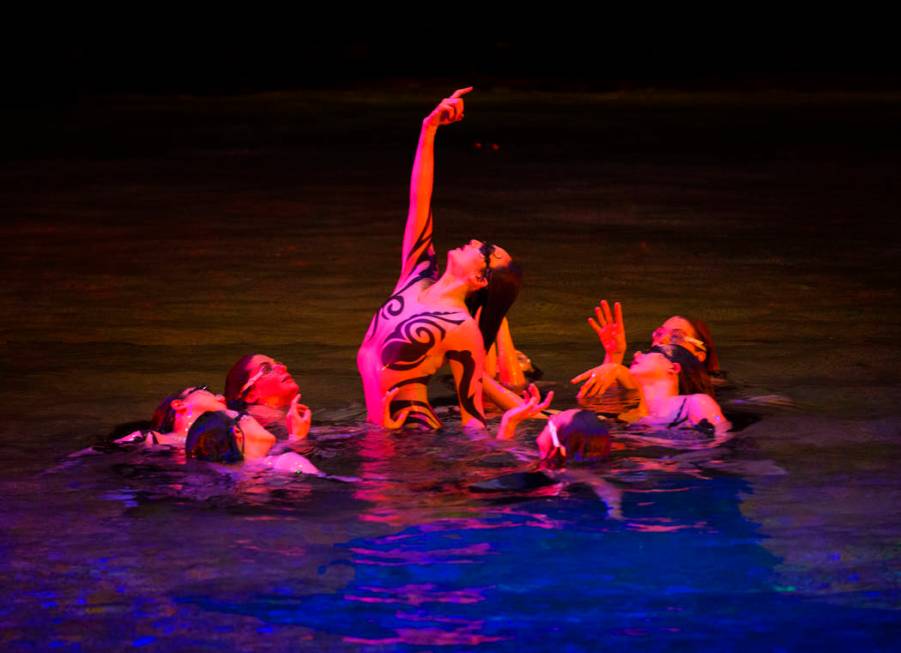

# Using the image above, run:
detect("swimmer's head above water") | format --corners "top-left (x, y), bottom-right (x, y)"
top-left (449, 240), bottom-right (523, 350)
top-left (152, 386), bottom-right (227, 434)
top-left (536, 409), bottom-right (611, 469)
top-left (652, 316), bottom-right (719, 375)
top-left (186, 410), bottom-right (280, 464)
top-left (225, 354), bottom-right (300, 411)
top-left (185, 411), bottom-right (245, 463)
top-left (631, 344), bottom-right (713, 397)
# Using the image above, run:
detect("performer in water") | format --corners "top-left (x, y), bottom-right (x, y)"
top-left (357, 88), bottom-right (524, 430)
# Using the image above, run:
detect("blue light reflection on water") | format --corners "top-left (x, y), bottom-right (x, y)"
top-left (170, 493), bottom-right (898, 650)
top-left (2, 431), bottom-right (899, 651)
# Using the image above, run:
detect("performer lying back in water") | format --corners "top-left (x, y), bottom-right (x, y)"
top-left (357, 88), bottom-right (526, 430)
top-left (572, 343), bottom-right (730, 435)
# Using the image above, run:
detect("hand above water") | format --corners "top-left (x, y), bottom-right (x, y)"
top-left (382, 387), bottom-right (441, 430)
top-left (424, 87), bottom-right (473, 129)
top-left (497, 384), bottom-right (554, 440)
top-left (588, 299), bottom-right (627, 365)
top-left (570, 363), bottom-right (625, 400)
top-left (286, 393), bottom-right (312, 440)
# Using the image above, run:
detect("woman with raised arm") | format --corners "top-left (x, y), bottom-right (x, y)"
top-left (357, 88), bottom-right (525, 430)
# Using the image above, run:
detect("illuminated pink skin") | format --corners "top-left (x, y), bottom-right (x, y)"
top-left (173, 389), bottom-right (227, 435)
top-left (587, 298), bottom-right (708, 365)
top-left (241, 354), bottom-right (301, 409)
top-left (496, 384), bottom-right (553, 440)
top-left (357, 88), bottom-right (523, 431)
top-left (115, 387), bottom-right (228, 446)
top-left (232, 414), bottom-right (321, 474)
top-left (571, 351), bottom-right (729, 433)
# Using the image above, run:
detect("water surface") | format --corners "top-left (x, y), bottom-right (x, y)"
top-left (1, 88), bottom-right (899, 650)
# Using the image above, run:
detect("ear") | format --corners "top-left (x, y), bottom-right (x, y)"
top-left (172, 399), bottom-right (186, 412)
top-left (243, 387), bottom-right (258, 404)
top-left (470, 272), bottom-right (489, 291)
top-left (671, 362), bottom-right (682, 376)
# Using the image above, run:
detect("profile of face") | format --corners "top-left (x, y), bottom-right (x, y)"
top-left (240, 355), bottom-right (300, 408)
top-left (629, 351), bottom-right (681, 382)
top-left (446, 239), bottom-right (512, 290)
top-left (173, 387), bottom-right (227, 416)
top-left (651, 316), bottom-right (707, 362)
top-left (153, 386), bottom-right (227, 434)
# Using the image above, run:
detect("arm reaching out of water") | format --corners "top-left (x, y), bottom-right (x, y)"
top-left (588, 299), bottom-right (627, 365)
top-left (398, 87), bottom-right (473, 287)
top-left (285, 394), bottom-right (312, 440)
top-left (446, 319), bottom-right (489, 430)
top-left (381, 387), bottom-right (442, 430)
top-left (571, 362), bottom-right (638, 399)
top-left (497, 384), bottom-right (554, 440)
top-left (572, 363), bottom-right (648, 423)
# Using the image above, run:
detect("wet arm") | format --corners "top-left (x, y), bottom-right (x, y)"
top-left (399, 120), bottom-right (439, 283)
top-left (445, 322), bottom-right (488, 430)
top-left (494, 318), bottom-right (527, 390)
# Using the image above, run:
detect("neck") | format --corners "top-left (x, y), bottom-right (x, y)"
top-left (423, 271), bottom-right (471, 306)
top-left (172, 413), bottom-right (195, 437)
top-left (637, 377), bottom-right (679, 415)
top-left (242, 433), bottom-right (275, 461)
top-left (251, 396), bottom-right (291, 410)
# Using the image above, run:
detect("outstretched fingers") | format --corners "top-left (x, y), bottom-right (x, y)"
top-left (536, 390), bottom-right (554, 412)
top-left (614, 300), bottom-right (623, 328)
top-left (571, 369), bottom-right (594, 384)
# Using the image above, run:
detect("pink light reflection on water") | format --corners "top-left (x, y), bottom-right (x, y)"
top-left (349, 542), bottom-right (493, 566)
top-left (344, 611), bottom-right (507, 646)
top-left (627, 519), bottom-right (710, 533)
top-left (344, 583), bottom-right (488, 606)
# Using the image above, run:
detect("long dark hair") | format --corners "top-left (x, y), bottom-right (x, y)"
top-left (650, 344), bottom-right (714, 397)
top-left (686, 317), bottom-right (720, 375)
top-left (151, 390), bottom-right (183, 433)
top-left (185, 411), bottom-right (244, 463)
top-left (464, 261), bottom-right (523, 350)
top-left (224, 354), bottom-right (257, 410)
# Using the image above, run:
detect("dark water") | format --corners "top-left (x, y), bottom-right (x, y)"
top-left (1, 88), bottom-right (899, 650)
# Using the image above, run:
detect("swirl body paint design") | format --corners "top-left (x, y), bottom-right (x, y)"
top-left (445, 349), bottom-right (486, 426)
top-left (380, 311), bottom-right (465, 371)
top-left (365, 212), bottom-right (438, 342)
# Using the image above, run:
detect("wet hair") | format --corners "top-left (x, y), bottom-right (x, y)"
top-left (465, 260), bottom-right (523, 350)
top-left (685, 317), bottom-right (720, 375)
top-left (151, 390), bottom-right (183, 433)
top-left (649, 344), bottom-right (714, 397)
top-left (225, 354), bottom-right (257, 410)
top-left (185, 411), bottom-right (244, 463)
top-left (151, 386), bottom-right (210, 433)
top-left (542, 409), bottom-right (611, 469)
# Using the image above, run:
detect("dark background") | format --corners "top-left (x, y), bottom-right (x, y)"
top-left (4, 16), bottom-right (899, 106)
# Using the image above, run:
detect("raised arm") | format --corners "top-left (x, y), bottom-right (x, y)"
top-left (398, 88), bottom-right (472, 286)
top-left (588, 300), bottom-right (627, 365)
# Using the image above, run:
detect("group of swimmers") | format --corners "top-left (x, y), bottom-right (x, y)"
top-left (119, 88), bottom-right (731, 478)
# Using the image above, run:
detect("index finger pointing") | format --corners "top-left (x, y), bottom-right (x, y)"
top-left (451, 87), bottom-right (474, 98)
